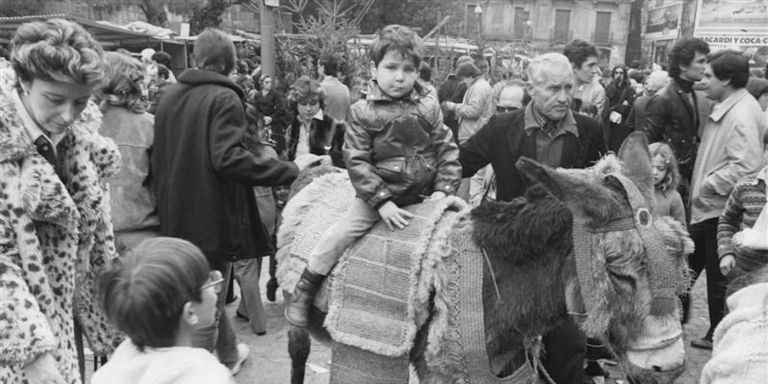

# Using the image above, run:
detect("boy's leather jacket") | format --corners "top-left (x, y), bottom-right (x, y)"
top-left (345, 80), bottom-right (461, 208)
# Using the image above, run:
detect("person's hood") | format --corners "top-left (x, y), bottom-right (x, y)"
top-left (178, 68), bottom-right (245, 100)
top-left (92, 342), bottom-right (233, 384)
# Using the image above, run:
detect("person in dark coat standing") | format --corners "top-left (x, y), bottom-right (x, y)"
top-left (152, 28), bottom-right (322, 374)
top-left (460, 53), bottom-right (606, 384)
top-left (604, 65), bottom-right (636, 151)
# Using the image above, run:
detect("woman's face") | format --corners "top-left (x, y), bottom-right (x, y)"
top-left (20, 78), bottom-right (93, 135)
top-left (262, 77), bottom-right (273, 91)
top-left (613, 68), bottom-right (626, 82)
top-left (297, 99), bottom-right (321, 120)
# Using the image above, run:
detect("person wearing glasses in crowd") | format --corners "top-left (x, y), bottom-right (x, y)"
top-left (92, 237), bottom-right (235, 384)
top-left (469, 79), bottom-right (528, 206)
top-left (0, 19), bottom-right (123, 384)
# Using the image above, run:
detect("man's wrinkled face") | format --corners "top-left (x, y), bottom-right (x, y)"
top-left (528, 65), bottom-right (574, 121)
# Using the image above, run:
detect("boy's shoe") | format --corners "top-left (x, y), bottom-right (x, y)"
top-left (285, 268), bottom-right (324, 327)
top-left (690, 338), bottom-right (713, 350)
top-left (229, 343), bottom-right (250, 376)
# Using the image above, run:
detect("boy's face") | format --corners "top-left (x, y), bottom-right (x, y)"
top-left (373, 50), bottom-right (418, 99)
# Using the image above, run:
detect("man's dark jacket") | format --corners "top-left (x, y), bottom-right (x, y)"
top-left (153, 69), bottom-right (299, 262)
top-left (460, 109), bottom-right (606, 202)
top-left (642, 79), bottom-right (712, 181)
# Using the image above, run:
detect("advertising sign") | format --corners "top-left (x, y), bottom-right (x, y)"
top-left (694, 0), bottom-right (768, 66)
top-left (645, 3), bottom-right (681, 40)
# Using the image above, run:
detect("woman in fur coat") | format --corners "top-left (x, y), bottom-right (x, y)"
top-left (0, 19), bottom-right (122, 384)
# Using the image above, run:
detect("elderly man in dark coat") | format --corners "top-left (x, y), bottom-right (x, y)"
top-left (459, 52), bottom-right (606, 384)
top-left (152, 28), bottom-right (321, 373)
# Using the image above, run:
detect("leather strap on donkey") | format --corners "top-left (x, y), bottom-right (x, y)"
top-left (572, 173), bottom-right (679, 326)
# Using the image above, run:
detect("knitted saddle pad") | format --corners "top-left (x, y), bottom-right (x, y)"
top-left (275, 171), bottom-right (468, 355)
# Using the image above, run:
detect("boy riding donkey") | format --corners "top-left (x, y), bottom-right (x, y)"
top-left (285, 24), bottom-right (462, 327)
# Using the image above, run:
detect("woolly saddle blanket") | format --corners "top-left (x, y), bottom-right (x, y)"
top-left (276, 171), bottom-right (468, 356)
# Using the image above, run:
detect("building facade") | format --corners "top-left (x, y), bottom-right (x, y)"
top-left (477, 0), bottom-right (633, 67)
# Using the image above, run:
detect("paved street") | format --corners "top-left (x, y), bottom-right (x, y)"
top-left (231, 267), bottom-right (713, 384)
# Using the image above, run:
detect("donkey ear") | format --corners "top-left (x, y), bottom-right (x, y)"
top-left (617, 132), bottom-right (654, 205)
top-left (516, 157), bottom-right (615, 225)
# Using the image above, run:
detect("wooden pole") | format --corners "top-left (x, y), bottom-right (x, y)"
top-left (260, 0), bottom-right (276, 77)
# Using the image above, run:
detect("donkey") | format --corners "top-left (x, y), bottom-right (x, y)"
top-left (279, 132), bottom-right (693, 383)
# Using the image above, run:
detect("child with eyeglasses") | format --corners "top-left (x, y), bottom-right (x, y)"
top-left (92, 237), bottom-right (235, 384)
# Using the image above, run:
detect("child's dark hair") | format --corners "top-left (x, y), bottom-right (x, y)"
top-left (649, 142), bottom-right (680, 193)
top-left (156, 64), bottom-right (170, 80)
top-left (370, 24), bottom-right (422, 68)
top-left (319, 54), bottom-right (340, 77)
top-left (563, 39), bottom-right (599, 69)
top-left (97, 237), bottom-right (210, 351)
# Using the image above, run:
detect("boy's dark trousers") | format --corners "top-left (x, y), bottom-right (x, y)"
top-left (681, 218), bottom-right (726, 340)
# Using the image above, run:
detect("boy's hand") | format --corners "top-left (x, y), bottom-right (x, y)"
top-left (377, 201), bottom-right (414, 231)
top-left (429, 191), bottom-right (447, 200)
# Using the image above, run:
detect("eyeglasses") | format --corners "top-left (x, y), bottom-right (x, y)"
top-left (200, 270), bottom-right (224, 293)
top-left (496, 106), bottom-right (519, 113)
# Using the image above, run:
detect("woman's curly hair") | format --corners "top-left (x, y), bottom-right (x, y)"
top-left (97, 51), bottom-right (147, 113)
top-left (11, 18), bottom-right (105, 87)
top-left (286, 75), bottom-right (325, 113)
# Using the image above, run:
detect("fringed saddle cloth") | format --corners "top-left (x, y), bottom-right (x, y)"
top-left (276, 171), bottom-right (467, 354)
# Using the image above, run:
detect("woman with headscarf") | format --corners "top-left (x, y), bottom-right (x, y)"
top-left (605, 64), bottom-right (636, 151)
top-left (0, 19), bottom-right (122, 383)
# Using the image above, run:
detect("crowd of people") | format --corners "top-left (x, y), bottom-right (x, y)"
top-left (1, 15), bottom-right (768, 384)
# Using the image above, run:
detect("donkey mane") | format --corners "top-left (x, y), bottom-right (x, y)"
top-left (470, 185), bottom-right (572, 350)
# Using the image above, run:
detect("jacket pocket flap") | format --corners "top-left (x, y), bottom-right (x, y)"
top-left (375, 157), bottom-right (406, 173)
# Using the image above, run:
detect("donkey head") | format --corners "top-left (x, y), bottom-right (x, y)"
top-left (516, 132), bottom-right (693, 384)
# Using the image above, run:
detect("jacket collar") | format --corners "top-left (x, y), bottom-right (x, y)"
top-left (0, 68), bottom-right (40, 163)
top-left (178, 69), bottom-right (245, 100)
top-left (523, 102), bottom-right (579, 137)
top-left (708, 88), bottom-right (749, 123)
top-left (365, 79), bottom-right (426, 103)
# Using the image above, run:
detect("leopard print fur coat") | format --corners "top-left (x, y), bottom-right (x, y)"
top-left (0, 68), bottom-right (122, 384)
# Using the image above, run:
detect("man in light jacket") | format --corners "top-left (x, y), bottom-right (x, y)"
top-left (688, 50), bottom-right (768, 350)
top-left (443, 61), bottom-right (494, 200)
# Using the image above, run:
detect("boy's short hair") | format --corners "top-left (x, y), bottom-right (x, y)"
top-left (707, 50), bottom-right (750, 89)
top-left (97, 237), bottom-right (210, 351)
top-left (668, 37), bottom-right (709, 79)
top-left (151, 51), bottom-right (172, 67)
top-left (563, 39), bottom-right (599, 69)
top-left (156, 63), bottom-right (170, 80)
top-left (370, 24), bottom-right (422, 68)
top-left (319, 54), bottom-right (340, 76)
top-left (194, 28), bottom-right (236, 76)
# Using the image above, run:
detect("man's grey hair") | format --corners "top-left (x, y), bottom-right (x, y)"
top-left (527, 53), bottom-right (574, 86)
